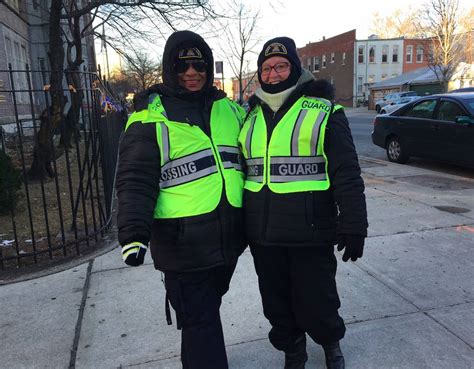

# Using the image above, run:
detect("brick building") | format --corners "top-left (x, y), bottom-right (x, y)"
top-left (402, 38), bottom-right (432, 73)
top-left (231, 70), bottom-right (259, 102)
top-left (297, 30), bottom-right (356, 107)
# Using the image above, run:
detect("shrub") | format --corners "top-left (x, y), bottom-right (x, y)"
top-left (0, 151), bottom-right (22, 215)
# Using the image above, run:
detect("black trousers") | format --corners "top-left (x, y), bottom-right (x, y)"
top-left (164, 264), bottom-right (236, 369)
top-left (250, 245), bottom-right (345, 352)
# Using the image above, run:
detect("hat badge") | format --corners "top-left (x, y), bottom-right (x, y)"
top-left (264, 42), bottom-right (288, 56)
top-left (178, 47), bottom-right (202, 59)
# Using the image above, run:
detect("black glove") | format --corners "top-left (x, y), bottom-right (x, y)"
top-left (337, 234), bottom-right (365, 262)
top-left (121, 242), bottom-right (147, 266)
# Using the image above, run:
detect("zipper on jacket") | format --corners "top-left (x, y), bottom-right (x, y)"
top-left (259, 107), bottom-right (275, 245)
top-left (259, 104), bottom-right (285, 245)
top-left (209, 134), bottom-right (228, 263)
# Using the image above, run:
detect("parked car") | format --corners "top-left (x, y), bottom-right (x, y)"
top-left (379, 96), bottom-right (420, 114)
top-left (374, 91), bottom-right (417, 113)
top-left (372, 92), bottom-right (474, 167)
top-left (450, 87), bottom-right (474, 93)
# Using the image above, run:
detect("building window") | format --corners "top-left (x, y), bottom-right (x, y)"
top-left (416, 45), bottom-right (424, 63)
top-left (313, 57), bottom-right (320, 72)
top-left (368, 75), bottom-right (375, 84)
top-left (357, 76), bottom-right (363, 93)
top-left (382, 45), bottom-right (388, 63)
top-left (37, 57), bottom-right (46, 71)
top-left (4, 36), bottom-right (30, 104)
top-left (322, 54), bottom-right (326, 68)
top-left (392, 45), bottom-right (399, 63)
top-left (369, 46), bottom-right (375, 63)
top-left (358, 46), bottom-right (364, 63)
top-left (342, 52), bottom-right (346, 65)
top-left (307, 57), bottom-right (312, 71)
top-left (331, 52), bottom-right (335, 63)
top-left (406, 45), bottom-right (413, 63)
top-left (5, 0), bottom-right (20, 11)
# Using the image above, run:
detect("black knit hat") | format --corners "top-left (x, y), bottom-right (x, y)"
top-left (257, 36), bottom-right (302, 93)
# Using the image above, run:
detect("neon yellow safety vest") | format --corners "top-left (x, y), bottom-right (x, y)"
top-left (126, 94), bottom-right (245, 219)
top-left (238, 96), bottom-right (343, 194)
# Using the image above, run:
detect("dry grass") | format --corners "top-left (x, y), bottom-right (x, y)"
top-left (0, 135), bottom-right (111, 270)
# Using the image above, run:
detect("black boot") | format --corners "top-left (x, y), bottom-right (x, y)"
top-left (284, 335), bottom-right (308, 369)
top-left (322, 341), bottom-right (345, 369)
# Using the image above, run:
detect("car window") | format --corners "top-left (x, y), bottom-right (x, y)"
top-left (403, 92), bottom-right (417, 97)
top-left (402, 99), bottom-right (437, 119)
top-left (465, 99), bottom-right (474, 115)
top-left (437, 100), bottom-right (465, 122)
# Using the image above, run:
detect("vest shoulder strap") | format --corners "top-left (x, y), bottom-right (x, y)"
top-left (125, 110), bottom-right (149, 131)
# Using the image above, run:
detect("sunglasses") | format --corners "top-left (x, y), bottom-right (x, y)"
top-left (175, 60), bottom-right (207, 73)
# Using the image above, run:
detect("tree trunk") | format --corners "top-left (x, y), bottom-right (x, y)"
top-left (60, 68), bottom-right (83, 149)
top-left (60, 12), bottom-right (85, 150)
top-left (28, 0), bottom-right (66, 180)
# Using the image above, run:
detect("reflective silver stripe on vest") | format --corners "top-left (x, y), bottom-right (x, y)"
top-left (245, 157), bottom-right (264, 183)
top-left (317, 97), bottom-right (332, 107)
top-left (270, 156), bottom-right (326, 183)
top-left (159, 122), bottom-right (170, 164)
top-left (291, 109), bottom-right (308, 156)
top-left (310, 110), bottom-right (327, 156)
top-left (245, 115), bottom-right (257, 158)
top-left (218, 146), bottom-right (243, 171)
top-left (160, 149), bottom-right (218, 189)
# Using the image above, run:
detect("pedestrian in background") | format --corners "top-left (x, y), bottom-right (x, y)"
top-left (238, 37), bottom-right (368, 369)
top-left (116, 30), bottom-right (246, 369)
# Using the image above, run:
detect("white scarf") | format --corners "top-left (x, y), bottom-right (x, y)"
top-left (254, 69), bottom-right (315, 113)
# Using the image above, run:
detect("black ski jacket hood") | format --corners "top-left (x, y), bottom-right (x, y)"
top-left (162, 30), bottom-right (215, 92)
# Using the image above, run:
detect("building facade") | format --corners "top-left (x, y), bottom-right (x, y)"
top-left (355, 36), bottom-right (431, 105)
top-left (1, 0), bottom-right (98, 125)
top-left (402, 38), bottom-right (432, 73)
top-left (297, 30), bottom-right (356, 107)
top-left (0, 0), bottom-right (33, 123)
top-left (355, 36), bottom-right (404, 105)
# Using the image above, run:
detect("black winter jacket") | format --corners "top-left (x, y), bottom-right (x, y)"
top-left (244, 79), bottom-right (368, 247)
top-left (116, 31), bottom-right (245, 272)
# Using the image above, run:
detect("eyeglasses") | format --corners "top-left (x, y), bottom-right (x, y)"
top-left (175, 60), bottom-right (207, 73)
top-left (260, 62), bottom-right (290, 76)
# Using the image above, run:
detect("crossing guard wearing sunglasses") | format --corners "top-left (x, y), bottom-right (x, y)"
top-left (116, 30), bottom-right (246, 369)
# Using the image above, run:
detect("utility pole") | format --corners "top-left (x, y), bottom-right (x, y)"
top-left (215, 61), bottom-right (224, 91)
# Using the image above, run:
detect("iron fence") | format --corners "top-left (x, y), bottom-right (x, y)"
top-left (0, 65), bottom-right (126, 273)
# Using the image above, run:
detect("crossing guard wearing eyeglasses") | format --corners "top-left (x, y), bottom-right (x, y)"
top-left (239, 36), bottom-right (368, 369)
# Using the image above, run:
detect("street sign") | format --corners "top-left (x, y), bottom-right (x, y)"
top-left (215, 61), bottom-right (223, 74)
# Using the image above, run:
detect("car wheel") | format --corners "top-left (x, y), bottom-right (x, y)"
top-left (380, 109), bottom-right (386, 114)
top-left (386, 136), bottom-right (409, 164)
top-left (376, 105), bottom-right (381, 113)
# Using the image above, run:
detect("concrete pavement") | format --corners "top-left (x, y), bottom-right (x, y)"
top-left (1, 156), bottom-right (473, 369)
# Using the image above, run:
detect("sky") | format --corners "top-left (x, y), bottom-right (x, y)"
top-left (97, 0), bottom-right (473, 78)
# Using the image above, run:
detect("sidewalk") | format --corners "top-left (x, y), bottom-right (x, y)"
top-left (1, 157), bottom-right (473, 369)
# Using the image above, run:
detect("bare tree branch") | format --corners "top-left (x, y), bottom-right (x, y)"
top-left (214, 0), bottom-right (261, 102)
